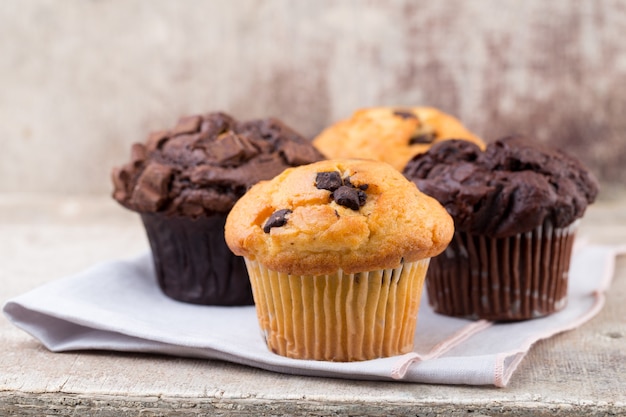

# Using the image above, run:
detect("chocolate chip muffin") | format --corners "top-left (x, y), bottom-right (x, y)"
top-left (112, 112), bottom-right (324, 305)
top-left (312, 106), bottom-right (484, 171)
top-left (225, 159), bottom-right (453, 361)
top-left (403, 136), bottom-right (599, 321)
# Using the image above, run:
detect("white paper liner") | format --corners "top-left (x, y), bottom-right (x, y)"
top-left (245, 258), bottom-right (430, 361)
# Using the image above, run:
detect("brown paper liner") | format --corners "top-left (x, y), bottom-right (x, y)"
top-left (426, 221), bottom-right (578, 321)
top-left (141, 213), bottom-right (252, 306)
top-left (244, 259), bottom-right (430, 361)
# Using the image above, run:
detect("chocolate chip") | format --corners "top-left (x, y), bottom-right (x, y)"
top-left (263, 209), bottom-right (292, 233)
top-left (345, 176), bottom-right (369, 192)
top-left (393, 110), bottom-right (418, 120)
top-left (409, 132), bottom-right (436, 145)
top-left (317, 172), bottom-right (369, 210)
top-left (332, 186), bottom-right (363, 210)
top-left (357, 189), bottom-right (367, 206)
top-left (315, 171), bottom-right (343, 191)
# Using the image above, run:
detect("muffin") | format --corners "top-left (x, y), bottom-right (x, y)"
top-left (225, 159), bottom-right (453, 361)
top-left (112, 112), bottom-right (324, 305)
top-left (312, 106), bottom-right (484, 171)
top-left (403, 136), bottom-right (599, 321)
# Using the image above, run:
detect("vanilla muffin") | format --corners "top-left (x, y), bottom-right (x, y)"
top-left (313, 107), bottom-right (484, 171)
top-left (225, 159), bottom-right (453, 361)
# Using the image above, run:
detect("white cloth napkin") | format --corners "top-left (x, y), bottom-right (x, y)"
top-left (3, 244), bottom-right (623, 387)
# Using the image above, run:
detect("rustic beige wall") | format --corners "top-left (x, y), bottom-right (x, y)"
top-left (1, 0), bottom-right (625, 195)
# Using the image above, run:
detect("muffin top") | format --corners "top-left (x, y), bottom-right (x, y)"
top-left (112, 112), bottom-right (324, 217)
top-left (312, 107), bottom-right (484, 171)
top-left (403, 136), bottom-right (599, 238)
top-left (225, 159), bottom-right (454, 275)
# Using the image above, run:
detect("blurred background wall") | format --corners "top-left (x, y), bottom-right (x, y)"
top-left (1, 0), bottom-right (624, 196)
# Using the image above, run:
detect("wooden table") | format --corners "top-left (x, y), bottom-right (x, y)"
top-left (1, 194), bottom-right (625, 416)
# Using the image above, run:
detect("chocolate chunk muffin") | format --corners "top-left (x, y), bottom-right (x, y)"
top-left (112, 112), bottom-right (324, 305)
top-left (225, 159), bottom-right (453, 361)
top-left (313, 106), bottom-right (484, 171)
top-left (403, 136), bottom-right (599, 320)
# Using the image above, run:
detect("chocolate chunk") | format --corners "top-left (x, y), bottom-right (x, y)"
top-left (160, 134), bottom-right (207, 166)
top-left (255, 117), bottom-right (295, 141)
top-left (111, 166), bottom-right (130, 200)
top-left (130, 143), bottom-right (147, 167)
top-left (145, 130), bottom-right (169, 152)
top-left (131, 163), bottom-right (173, 212)
top-left (235, 134), bottom-right (261, 160)
top-left (206, 132), bottom-right (259, 166)
top-left (409, 132), bottom-right (436, 145)
top-left (358, 184), bottom-right (369, 191)
top-left (200, 113), bottom-right (233, 136)
top-left (206, 132), bottom-right (241, 162)
top-left (171, 115), bottom-right (202, 136)
top-left (112, 112), bottom-right (323, 217)
top-left (393, 110), bottom-right (418, 120)
top-left (280, 141), bottom-right (324, 165)
top-left (332, 186), bottom-right (364, 210)
top-left (315, 171), bottom-right (343, 191)
top-left (263, 209), bottom-right (292, 233)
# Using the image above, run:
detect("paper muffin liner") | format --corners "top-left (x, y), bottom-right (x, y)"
top-left (426, 220), bottom-right (579, 321)
top-left (141, 213), bottom-right (253, 306)
top-left (244, 258), bottom-right (430, 362)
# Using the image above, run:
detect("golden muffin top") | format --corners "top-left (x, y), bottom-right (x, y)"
top-left (225, 159), bottom-right (453, 275)
top-left (313, 107), bottom-right (484, 171)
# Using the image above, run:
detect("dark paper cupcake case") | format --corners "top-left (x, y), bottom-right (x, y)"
top-left (426, 220), bottom-right (579, 321)
top-left (141, 212), bottom-right (253, 306)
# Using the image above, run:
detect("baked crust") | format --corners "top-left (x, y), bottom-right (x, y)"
top-left (111, 112), bottom-right (324, 217)
top-left (313, 107), bottom-right (484, 171)
top-left (225, 159), bottom-right (454, 275)
top-left (403, 136), bottom-right (599, 237)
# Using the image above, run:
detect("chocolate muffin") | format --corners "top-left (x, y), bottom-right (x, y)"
top-left (112, 112), bottom-right (324, 305)
top-left (403, 136), bottom-right (599, 320)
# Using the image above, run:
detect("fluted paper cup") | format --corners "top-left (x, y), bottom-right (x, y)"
top-left (141, 213), bottom-right (253, 306)
top-left (244, 258), bottom-right (431, 361)
top-left (426, 220), bottom-right (579, 321)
